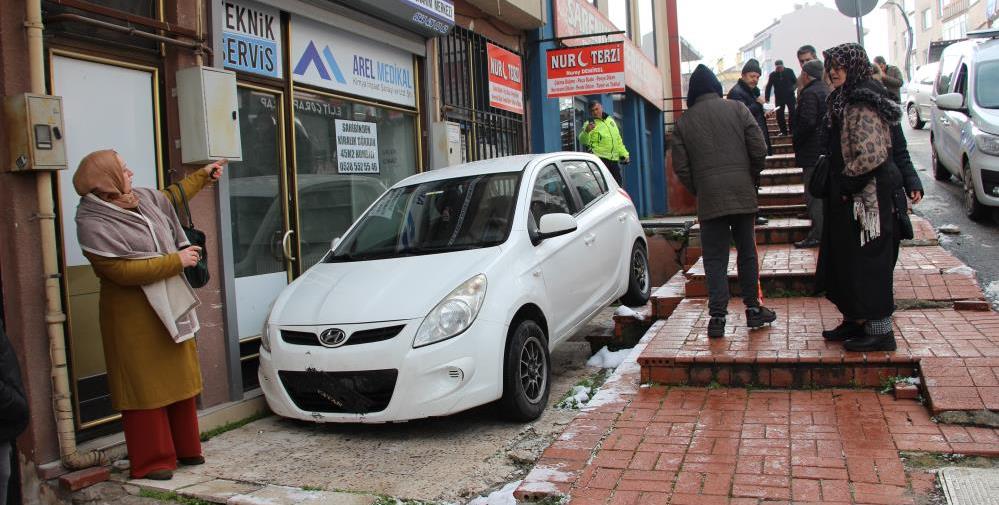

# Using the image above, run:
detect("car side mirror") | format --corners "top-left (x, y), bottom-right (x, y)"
top-left (331, 237), bottom-right (341, 251)
top-left (537, 213), bottom-right (577, 240)
top-left (935, 92), bottom-right (965, 111)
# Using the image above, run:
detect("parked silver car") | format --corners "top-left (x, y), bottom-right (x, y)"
top-left (904, 62), bottom-right (939, 129)
top-left (930, 29), bottom-right (999, 221)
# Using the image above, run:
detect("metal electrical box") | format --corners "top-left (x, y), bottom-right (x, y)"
top-left (176, 66), bottom-right (242, 164)
top-left (429, 121), bottom-right (463, 169)
top-left (3, 93), bottom-right (68, 171)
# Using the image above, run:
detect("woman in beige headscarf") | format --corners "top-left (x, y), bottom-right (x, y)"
top-left (74, 150), bottom-right (225, 480)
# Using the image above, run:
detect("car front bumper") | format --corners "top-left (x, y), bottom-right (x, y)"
top-left (258, 318), bottom-right (508, 423)
top-left (970, 150), bottom-right (999, 207)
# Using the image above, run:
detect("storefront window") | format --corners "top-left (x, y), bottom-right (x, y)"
top-left (607, 0), bottom-right (631, 40)
top-left (638, 0), bottom-right (656, 63)
top-left (293, 91), bottom-right (418, 266)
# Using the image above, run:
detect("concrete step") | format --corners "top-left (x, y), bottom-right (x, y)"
top-left (758, 184), bottom-right (806, 207)
top-left (760, 167), bottom-right (803, 186)
top-left (765, 153), bottom-right (796, 169)
top-left (650, 271), bottom-right (686, 319)
top-left (759, 203), bottom-right (808, 218)
top-left (772, 136), bottom-right (793, 147)
top-left (690, 218), bottom-right (812, 246)
top-left (771, 143), bottom-right (795, 155)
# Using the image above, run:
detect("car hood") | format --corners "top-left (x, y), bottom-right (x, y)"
top-left (975, 108), bottom-right (999, 135)
top-left (272, 247), bottom-right (501, 325)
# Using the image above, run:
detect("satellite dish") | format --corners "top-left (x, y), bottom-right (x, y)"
top-left (836, 0), bottom-right (877, 17)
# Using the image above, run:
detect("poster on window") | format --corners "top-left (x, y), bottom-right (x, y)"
top-left (486, 43), bottom-right (524, 115)
top-left (335, 120), bottom-right (379, 174)
top-left (546, 41), bottom-right (625, 98)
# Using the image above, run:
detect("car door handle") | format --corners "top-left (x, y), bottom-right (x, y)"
top-left (282, 230), bottom-right (297, 262)
top-left (583, 233), bottom-right (596, 246)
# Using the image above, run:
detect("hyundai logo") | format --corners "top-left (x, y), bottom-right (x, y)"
top-left (318, 328), bottom-right (348, 347)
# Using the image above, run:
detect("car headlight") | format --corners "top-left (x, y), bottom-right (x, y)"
top-left (413, 274), bottom-right (487, 348)
top-left (977, 133), bottom-right (999, 156)
top-left (261, 322), bottom-right (276, 352)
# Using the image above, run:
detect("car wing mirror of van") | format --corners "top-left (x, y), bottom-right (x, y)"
top-left (934, 92), bottom-right (966, 112)
top-left (331, 237), bottom-right (341, 251)
top-left (537, 213), bottom-right (578, 241)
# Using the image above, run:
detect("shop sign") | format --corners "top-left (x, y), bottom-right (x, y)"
top-left (486, 43), bottom-right (524, 115)
top-left (291, 16), bottom-right (416, 108)
top-left (219, 0), bottom-right (282, 78)
top-left (553, 0), bottom-right (664, 108)
top-left (546, 42), bottom-right (625, 98)
top-left (335, 120), bottom-right (380, 174)
top-left (353, 0), bottom-right (455, 37)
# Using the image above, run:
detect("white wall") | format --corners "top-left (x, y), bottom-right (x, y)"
top-left (765, 5), bottom-right (857, 74)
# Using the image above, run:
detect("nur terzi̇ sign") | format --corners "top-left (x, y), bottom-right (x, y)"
top-left (486, 43), bottom-right (523, 115)
top-left (546, 41), bottom-right (625, 98)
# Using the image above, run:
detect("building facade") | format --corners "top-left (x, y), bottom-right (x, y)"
top-left (885, 0), bottom-right (994, 73)
top-left (738, 3), bottom-right (855, 78)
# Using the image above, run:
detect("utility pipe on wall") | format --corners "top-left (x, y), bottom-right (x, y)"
top-left (25, 0), bottom-right (124, 469)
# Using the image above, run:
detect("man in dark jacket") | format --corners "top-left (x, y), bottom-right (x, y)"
top-left (791, 59), bottom-right (830, 249)
top-left (673, 65), bottom-right (777, 339)
top-left (874, 56), bottom-right (905, 103)
top-left (728, 58), bottom-right (771, 157)
top-left (765, 60), bottom-right (797, 136)
top-left (1, 320), bottom-right (29, 505)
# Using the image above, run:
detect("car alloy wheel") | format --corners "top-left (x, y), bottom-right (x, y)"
top-left (907, 104), bottom-right (924, 129)
top-left (620, 242), bottom-right (651, 306)
top-left (519, 336), bottom-right (547, 404)
top-left (500, 319), bottom-right (550, 421)
top-left (963, 162), bottom-right (989, 221)
top-left (632, 248), bottom-right (649, 294)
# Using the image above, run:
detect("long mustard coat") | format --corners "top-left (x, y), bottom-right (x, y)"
top-left (83, 170), bottom-right (210, 411)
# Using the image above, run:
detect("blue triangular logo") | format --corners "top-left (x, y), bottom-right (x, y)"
top-left (322, 46), bottom-right (347, 84)
top-left (293, 41), bottom-right (330, 80)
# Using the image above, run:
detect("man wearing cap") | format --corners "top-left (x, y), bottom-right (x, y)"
top-left (791, 59), bottom-right (830, 249)
top-left (728, 59), bottom-right (771, 156)
top-left (765, 60), bottom-right (797, 136)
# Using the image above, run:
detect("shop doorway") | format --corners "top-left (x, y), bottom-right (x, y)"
top-left (50, 51), bottom-right (162, 435)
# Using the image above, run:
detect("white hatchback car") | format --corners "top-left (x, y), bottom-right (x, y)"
top-left (258, 153), bottom-right (650, 423)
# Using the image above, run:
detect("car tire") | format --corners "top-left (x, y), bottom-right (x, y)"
top-left (962, 161), bottom-right (989, 222)
top-left (620, 242), bottom-right (651, 306)
top-left (499, 319), bottom-right (550, 422)
top-left (907, 104), bottom-right (925, 129)
top-left (931, 142), bottom-right (951, 181)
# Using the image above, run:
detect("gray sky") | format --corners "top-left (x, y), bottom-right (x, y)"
top-left (678, 0), bottom-right (889, 70)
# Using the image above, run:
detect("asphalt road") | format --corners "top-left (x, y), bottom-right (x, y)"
top-left (900, 122), bottom-right (999, 308)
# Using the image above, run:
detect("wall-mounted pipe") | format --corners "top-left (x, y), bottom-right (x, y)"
top-left (46, 13), bottom-right (211, 53)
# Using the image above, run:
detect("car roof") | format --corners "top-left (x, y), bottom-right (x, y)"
top-left (393, 152), bottom-right (599, 187)
top-left (942, 36), bottom-right (999, 60)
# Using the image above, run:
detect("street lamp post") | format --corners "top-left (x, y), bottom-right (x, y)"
top-left (884, 1), bottom-right (915, 81)
top-left (855, 0), bottom-right (865, 45)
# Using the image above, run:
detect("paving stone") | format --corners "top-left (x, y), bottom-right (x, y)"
top-left (129, 471), bottom-right (213, 492)
top-left (228, 485), bottom-right (376, 505)
top-left (60, 466), bottom-right (110, 492)
top-left (938, 467), bottom-right (999, 505)
top-left (177, 479), bottom-right (263, 503)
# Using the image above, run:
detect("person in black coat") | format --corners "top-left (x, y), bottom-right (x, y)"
top-left (728, 58), bottom-right (772, 157)
top-left (765, 60), bottom-right (797, 136)
top-left (0, 319), bottom-right (29, 505)
top-left (792, 59), bottom-right (831, 248)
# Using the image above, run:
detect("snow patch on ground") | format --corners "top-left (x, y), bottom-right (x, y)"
top-left (986, 281), bottom-right (999, 310)
top-left (939, 223), bottom-right (961, 234)
top-left (614, 305), bottom-right (644, 320)
top-left (466, 480), bottom-right (521, 505)
top-left (944, 265), bottom-right (976, 276)
top-left (556, 386), bottom-right (591, 409)
top-left (938, 233), bottom-right (953, 245)
top-left (587, 347), bottom-right (631, 369)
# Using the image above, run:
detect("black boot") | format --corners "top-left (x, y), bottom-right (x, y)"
top-left (746, 306), bottom-right (777, 329)
top-left (708, 316), bottom-right (726, 338)
top-left (844, 331), bottom-right (897, 352)
top-left (822, 321), bottom-right (863, 341)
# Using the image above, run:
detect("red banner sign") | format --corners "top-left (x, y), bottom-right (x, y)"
top-left (486, 43), bottom-right (524, 115)
top-left (546, 41), bottom-right (625, 98)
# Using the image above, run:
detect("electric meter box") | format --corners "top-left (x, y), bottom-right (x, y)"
top-left (3, 93), bottom-right (68, 171)
top-left (176, 66), bottom-right (242, 164)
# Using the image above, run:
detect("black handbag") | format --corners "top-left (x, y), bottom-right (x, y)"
top-left (166, 183), bottom-right (210, 288)
top-left (808, 154), bottom-right (830, 199)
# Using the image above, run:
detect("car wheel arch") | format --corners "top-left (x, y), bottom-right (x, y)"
top-left (506, 304), bottom-right (549, 352)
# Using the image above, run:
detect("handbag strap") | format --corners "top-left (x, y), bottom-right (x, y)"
top-left (166, 183), bottom-right (195, 228)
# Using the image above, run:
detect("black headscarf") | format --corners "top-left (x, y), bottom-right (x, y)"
top-left (686, 64), bottom-right (723, 108)
top-left (823, 43), bottom-right (901, 128)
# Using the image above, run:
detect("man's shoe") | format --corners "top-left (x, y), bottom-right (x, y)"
top-left (756, 216), bottom-right (769, 226)
top-left (707, 317), bottom-right (726, 338)
top-left (793, 238), bottom-right (820, 249)
top-left (179, 456), bottom-right (205, 466)
top-left (822, 321), bottom-right (863, 341)
top-left (843, 331), bottom-right (897, 352)
top-left (746, 306), bottom-right (777, 328)
top-left (140, 469), bottom-right (173, 480)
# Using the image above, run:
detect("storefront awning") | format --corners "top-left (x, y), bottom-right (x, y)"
top-left (337, 0), bottom-right (455, 37)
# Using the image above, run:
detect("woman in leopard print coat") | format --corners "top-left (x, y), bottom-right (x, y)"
top-left (815, 43), bottom-right (908, 353)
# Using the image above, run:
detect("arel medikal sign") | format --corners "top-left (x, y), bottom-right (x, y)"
top-left (290, 15), bottom-right (416, 108)
top-left (220, 0), bottom-right (282, 78)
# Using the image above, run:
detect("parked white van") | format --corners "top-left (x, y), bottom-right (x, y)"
top-left (930, 29), bottom-right (999, 221)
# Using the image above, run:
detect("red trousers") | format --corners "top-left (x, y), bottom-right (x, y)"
top-left (121, 396), bottom-right (202, 478)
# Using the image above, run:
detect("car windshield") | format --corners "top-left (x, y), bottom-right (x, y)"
top-left (327, 172), bottom-right (521, 261)
top-left (976, 60), bottom-right (999, 109)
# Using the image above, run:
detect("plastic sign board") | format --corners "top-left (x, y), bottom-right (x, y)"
top-left (486, 43), bottom-right (524, 115)
top-left (353, 0), bottom-right (454, 36)
top-left (220, 0), bottom-right (282, 78)
top-left (553, 0), bottom-right (663, 108)
top-left (334, 120), bottom-right (379, 174)
top-left (290, 15), bottom-right (416, 108)
top-left (546, 42), bottom-right (625, 98)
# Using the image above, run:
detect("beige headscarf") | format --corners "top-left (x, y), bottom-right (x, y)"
top-left (72, 150), bottom-right (140, 209)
